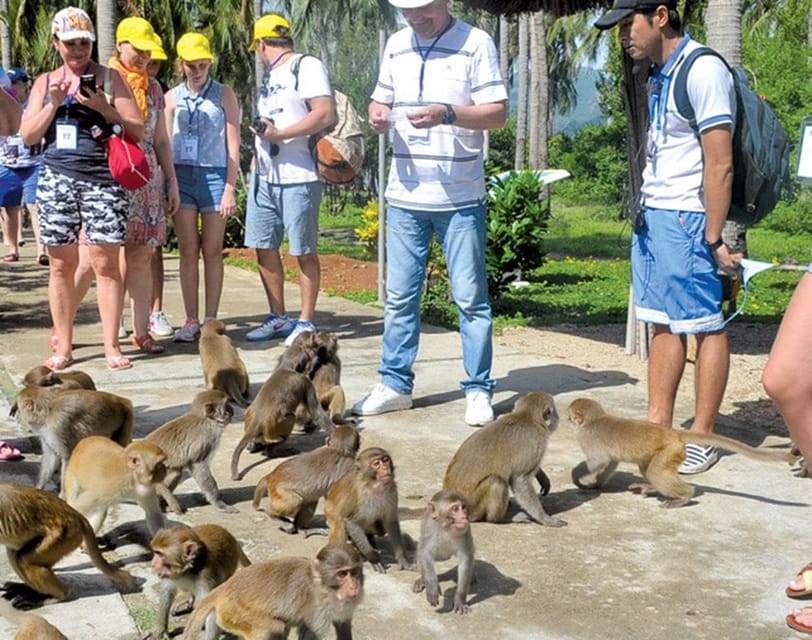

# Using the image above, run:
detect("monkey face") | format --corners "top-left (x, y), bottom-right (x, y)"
top-left (369, 455), bottom-right (393, 482)
top-left (332, 564), bottom-right (363, 601)
top-left (446, 500), bottom-right (470, 532)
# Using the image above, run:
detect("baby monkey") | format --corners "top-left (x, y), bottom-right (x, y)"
top-left (567, 397), bottom-right (794, 508)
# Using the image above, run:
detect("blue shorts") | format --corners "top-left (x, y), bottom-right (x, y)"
top-left (175, 164), bottom-right (226, 213)
top-left (244, 173), bottom-right (322, 254)
top-left (0, 165), bottom-right (37, 208)
top-left (631, 208), bottom-right (724, 333)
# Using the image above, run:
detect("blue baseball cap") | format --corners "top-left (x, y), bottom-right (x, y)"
top-left (7, 67), bottom-right (28, 83)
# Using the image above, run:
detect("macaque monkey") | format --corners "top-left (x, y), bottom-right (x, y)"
top-left (412, 489), bottom-right (475, 614)
top-left (199, 319), bottom-right (250, 408)
top-left (144, 524), bottom-right (251, 640)
top-left (146, 390), bottom-right (237, 514)
top-left (324, 446), bottom-right (413, 573)
top-left (276, 330), bottom-right (319, 373)
top-left (308, 331), bottom-right (347, 423)
top-left (63, 436), bottom-right (169, 536)
top-left (180, 544), bottom-right (363, 640)
top-left (567, 397), bottom-right (795, 508)
top-left (9, 366), bottom-right (96, 418)
top-left (0, 483), bottom-right (137, 606)
top-left (230, 369), bottom-right (335, 481)
top-left (252, 424), bottom-right (360, 534)
top-left (444, 391), bottom-right (566, 527)
top-left (14, 386), bottom-right (134, 492)
top-left (0, 598), bottom-right (68, 639)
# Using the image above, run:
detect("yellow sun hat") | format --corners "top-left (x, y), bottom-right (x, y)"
top-left (249, 14), bottom-right (292, 51)
top-left (176, 32), bottom-right (214, 61)
top-left (151, 33), bottom-right (167, 61)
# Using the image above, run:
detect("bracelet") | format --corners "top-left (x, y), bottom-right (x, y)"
top-left (706, 238), bottom-right (724, 252)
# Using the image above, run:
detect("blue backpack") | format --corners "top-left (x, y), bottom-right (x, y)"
top-left (673, 47), bottom-right (792, 226)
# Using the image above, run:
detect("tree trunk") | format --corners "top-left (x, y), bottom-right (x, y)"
top-left (528, 10), bottom-right (548, 170)
top-left (514, 14), bottom-right (528, 169)
top-left (95, 0), bottom-right (116, 66)
top-left (499, 16), bottom-right (509, 91)
top-left (0, 0), bottom-right (9, 70)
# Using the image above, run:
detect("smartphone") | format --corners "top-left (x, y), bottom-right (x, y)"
top-left (79, 73), bottom-right (96, 97)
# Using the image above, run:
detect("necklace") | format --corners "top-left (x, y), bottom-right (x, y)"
top-left (268, 49), bottom-right (294, 70)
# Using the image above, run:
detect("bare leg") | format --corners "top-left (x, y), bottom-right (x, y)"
top-left (173, 207), bottom-right (201, 322)
top-left (200, 212), bottom-right (226, 320)
top-left (2, 205), bottom-right (20, 256)
top-left (150, 246), bottom-right (164, 314)
top-left (256, 247), bottom-right (286, 316)
top-left (296, 252), bottom-right (320, 322)
top-left (124, 244), bottom-right (154, 338)
top-left (763, 273), bottom-right (812, 461)
top-left (71, 244), bottom-right (96, 319)
top-left (27, 203), bottom-right (46, 259)
top-left (47, 244), bottom-right (79, 360)
top-left (646, 325), bottom-right (687, 428)
top-left (87, 243), bottom-right (125, 360)
top-left (691, 331), bottom-right (729, 434)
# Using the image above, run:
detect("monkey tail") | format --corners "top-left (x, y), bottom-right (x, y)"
top-left (181, 590), bottom-right (218, 640)
top-left (227, 378), bottom-right (250, 408)
top-left (77, 515), bottom-right (137, 592)
top-left (680, 431), bottom-right (794, 464)
top-left (252, 479), bottom-right (267, 511)
top-left (305, 380), bottom-right (335, 433)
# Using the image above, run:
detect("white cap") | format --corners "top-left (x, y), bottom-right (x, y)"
top-left (388, 0), bottom-right (434, 8)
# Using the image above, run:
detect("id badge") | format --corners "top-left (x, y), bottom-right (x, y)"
top-left (180, 136), bottom-right (199, 162)
top-left (56, 119), bottom-right (79, 151)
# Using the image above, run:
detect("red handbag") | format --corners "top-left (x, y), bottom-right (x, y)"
top-left (105, 126), bottom-right (151, 190)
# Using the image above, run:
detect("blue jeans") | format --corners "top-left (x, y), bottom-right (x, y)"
top-left (380, 203), bottom-right (494, 395)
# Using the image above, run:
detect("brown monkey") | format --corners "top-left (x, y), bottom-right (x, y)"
top-left (443, 391), bottom-right (566, 527)
top-left (230, 369), bottom-right (335, 481)
top-left (144, 524), bottom-right (251, 640)
top-left (324, 446), bottom-right (413, 573)
top-left (412, 489), bottom-right (475, 614)
top-left (180, 544), bottom-right (363, 640)
top-left (63, 436), bottom-right (169, 536)
top-left (14, 386), bottom-right (134, 492)
top-left (0, 483), bottom-right (137, 606)
top-left (252, 424), bottom-right (361, 534)
top-left (199, 319), bottom-right (250, 408)
top-left (146, 390), bottom-right (237, 514)
top-left (276, 329), bottom-right (320, 373)
top-left (309, 331), bottom-right (347, 423)
top-left (0, 599), bottom-right (68, 639)
top-left (10, 366), bottom-right (95, 417)
top-left (567, 397), bottom-right (794, 508)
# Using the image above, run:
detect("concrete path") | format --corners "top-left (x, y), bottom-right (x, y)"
top-left (0, 248), bottom-right (808, 639)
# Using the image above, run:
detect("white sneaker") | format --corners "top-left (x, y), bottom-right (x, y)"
top-left (284, 320), bottom-right (316, 347)
top-left (678, 444), bottom-right (719, 474)
top-left (174, 319), bottom-right (201, 342)
top-left (465, 391), bottom-right (494, 426)
top-left (351, 383), bottom-right (413, 416)
top-left (118, 315), bottom-right (128, 339)
top-left (149, 310), bottom-right (174, 337)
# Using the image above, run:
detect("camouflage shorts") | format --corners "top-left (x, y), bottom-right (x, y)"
top-left (36, 164), bottom-right (129, 246)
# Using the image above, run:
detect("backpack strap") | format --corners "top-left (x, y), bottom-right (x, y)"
top-left (290, 53), bottom-right (314, 93)
top-left (673, 46), bottom-right (730, 132)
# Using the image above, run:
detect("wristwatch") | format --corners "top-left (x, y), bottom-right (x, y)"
top-left (443, 104), bottom-right (457, 125)
top-left (707, 237), bottom-right (725, 252)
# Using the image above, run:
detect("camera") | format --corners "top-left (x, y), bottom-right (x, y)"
top-left (252, 116), bottom-right (267, 134)
top-left (79, 73), bottom-right (96, 97)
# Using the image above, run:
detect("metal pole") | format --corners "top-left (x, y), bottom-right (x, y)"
top-left (377, 29), bottom-right (386, 304)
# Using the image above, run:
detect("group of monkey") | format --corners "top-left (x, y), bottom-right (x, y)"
top-left (0, 319), bottom-right (796, 639)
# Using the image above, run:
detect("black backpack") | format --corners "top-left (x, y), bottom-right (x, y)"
top-left (673, 47), bottom-right (792, 226)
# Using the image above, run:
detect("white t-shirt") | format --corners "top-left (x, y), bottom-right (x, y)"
top-left (371, 19), bottom-right (507, 211)
top-left (255, 54), bottom-right (332, 184)
top-left (641, 38), bottom-right (735, 212)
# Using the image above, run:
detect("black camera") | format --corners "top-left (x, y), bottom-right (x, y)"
top-left (79, 73), bottom-right (96, 97)
top-left (252, 116), bottom-right (267, 134)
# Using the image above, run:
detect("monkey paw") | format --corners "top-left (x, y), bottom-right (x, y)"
top-left (628, 482), bottom-right (657, 496)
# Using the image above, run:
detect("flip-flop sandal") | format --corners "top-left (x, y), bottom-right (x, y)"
top-left (787, 609), bottom-right (812, 634)
top-left (49, 327), bottom-right (59, 352)
top-left (787, 563), bottom-right (812, 598)
top-left (44, 355), bottom-right (73, 371)
top-left (0, 441), bottom-right (22, 461)
top-left (106, 355), bottom-right (132, 371)
top-left (2, 253), bottom-right (19, 262)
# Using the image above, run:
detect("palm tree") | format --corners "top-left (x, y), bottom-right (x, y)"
top-left (528, 10), bottom-right (548, 170)
top-left (514, 13), bottom-right (528, 168)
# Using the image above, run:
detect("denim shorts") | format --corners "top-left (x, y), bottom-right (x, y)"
top-left (175, 164), bottom-right (227, 213)
top-left (0, 165), bottom-right (37, 208)
top-left (631, 207), bottom-right (724, 333)
top-left (244, 173), bottom-right (322, 254)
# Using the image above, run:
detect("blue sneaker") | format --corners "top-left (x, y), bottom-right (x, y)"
top-left (284, 320), bottom-right (316, 347)
top-left (246, 314), bottom-right (294, 342)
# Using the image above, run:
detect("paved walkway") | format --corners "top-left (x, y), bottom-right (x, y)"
top-left (0, 245), bottom-right (808, 639)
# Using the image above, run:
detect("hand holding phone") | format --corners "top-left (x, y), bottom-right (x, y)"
top-left (79, 73), bottom-right (96, 98)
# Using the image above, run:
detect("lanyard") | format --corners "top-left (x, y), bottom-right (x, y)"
top-left (183, 77), bottom-right (213, 135)
top-left (648, 35), bottom-right (692, 131)
top-left (268, 49), bottom-right (294, 70)
top-left (414, 18), bottom-right (454, 102)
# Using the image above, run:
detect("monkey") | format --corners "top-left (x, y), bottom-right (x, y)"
top-left (412, 489), bottom-right (475, 614)
top-left (14, 386), bottom-right (134, 493)
top-left (63, 436), bottom-right (169, 537)
top-left (0, 598), bottom-right (68, 639)
top-left (252, 424), bottom-right (361, 534)
top-left (230, 368), bottom-right (336, 481)
top-left (567, 397), bottom-right (795, 508)
top-left (0, 483), bottom-right (137, 607)
top-left (199, 319), bottom-right (250, 408)
top-left (146, 390), bottom-right (237, 514)
top-left (180, 544), bottom-right (363, 640)
top-left (324, 446), bottom-right (413, 573)
top-left (443, 391), bottom-right (566, 527)
top-left (9, 366), bottom-right (96, 418)
top-left (276, 329), bottom-right (320, 373)
top-left (308, 331), bottom-right (347, 424)
top-left (143, 524), bottom-right (251, 640)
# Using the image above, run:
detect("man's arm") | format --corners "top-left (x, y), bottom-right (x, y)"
top-left (701, 124), bottom-right (740, 273)
top-left (406, 100), bottom-right (507, 131)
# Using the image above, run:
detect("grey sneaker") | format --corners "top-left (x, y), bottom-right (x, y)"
top-left (465, 390), bottom-right (494, 426)
top-left (149, 310), bottom-right (174, 337)
top-left (174, 319), bottom-right (201, 342)
top-left (351, 383), bottom-right (413, 416)
top-left (246, 314), bottom-right (294, 342)
top-left (284, 320), bottom-right (316, 347)
top-left (678, 444), bottom-right (719, 474)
